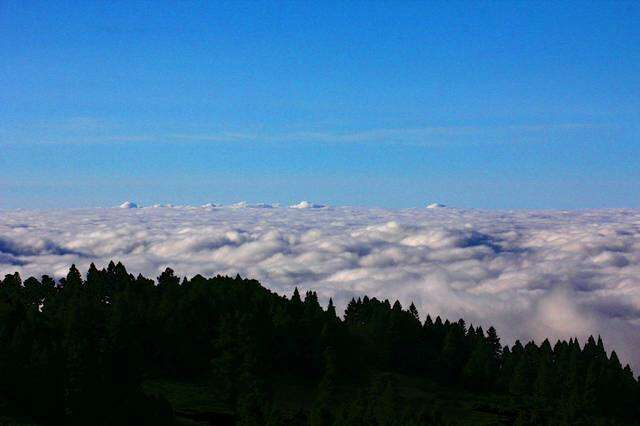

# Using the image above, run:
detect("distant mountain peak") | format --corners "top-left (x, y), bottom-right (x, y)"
top-left (289, 201), bottom-right (326, 209)
top-left (426, 203), bottom-right (446, 209)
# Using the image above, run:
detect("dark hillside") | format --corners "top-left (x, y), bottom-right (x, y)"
top-left (1, 263), bottom-right (638, 425)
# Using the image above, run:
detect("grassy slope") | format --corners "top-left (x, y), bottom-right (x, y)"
top-left (143, 373), bottom-right (515, 426)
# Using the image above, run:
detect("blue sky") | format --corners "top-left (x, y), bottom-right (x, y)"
top-left (1, 1), bottom-right (639, 209)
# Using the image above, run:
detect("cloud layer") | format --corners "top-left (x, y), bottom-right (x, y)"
top-left (1, 206), bottom-right (639, 369)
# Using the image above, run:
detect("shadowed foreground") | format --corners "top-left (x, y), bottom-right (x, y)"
top-left (0, 263), bottom-right (638, 425)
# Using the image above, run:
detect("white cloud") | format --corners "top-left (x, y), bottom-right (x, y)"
top-left (1, 206), bottom-right (639, 370)
top-left (161, 123), bottom-right (597, 146)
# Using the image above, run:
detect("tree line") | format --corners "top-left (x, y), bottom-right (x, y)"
top-left (0, 263), bottom-right (638, 425)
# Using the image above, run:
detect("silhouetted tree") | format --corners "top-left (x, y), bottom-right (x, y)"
top-left (0, 263), bottom-right (637, 425)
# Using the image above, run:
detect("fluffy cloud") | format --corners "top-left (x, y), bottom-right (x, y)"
top-left (1, 206), bottom-right (639, 370)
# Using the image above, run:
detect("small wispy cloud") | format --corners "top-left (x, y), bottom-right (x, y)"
top-left (164, 123), bottom-right (596, 146)
top-left (0, 119), bottom-right (599, 146)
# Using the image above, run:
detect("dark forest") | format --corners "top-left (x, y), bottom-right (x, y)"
top-left (0, 263), bottom-right (638, 425)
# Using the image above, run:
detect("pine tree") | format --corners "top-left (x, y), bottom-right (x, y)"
top-left (440, 325), bottom-right (465, 383)
top-left (583, 360), bottom-right (599, 416)
top-left (64, 264), bottom-right (83, 292)
top-left (533, 339), bottom-right (556, 405)
top-left (310, 347), bottom-right (338, 426)
top-left (510, 354), bottom-right (532, 397)
top-left (327, 297), bottom-right (337, 319)
top-left (462, 343), bottom-right (490, 391)
top-left (408, 302), bottom-right (420, 323)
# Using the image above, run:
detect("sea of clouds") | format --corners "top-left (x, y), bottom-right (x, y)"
top-left (1, 204), bottom-right (639, 370)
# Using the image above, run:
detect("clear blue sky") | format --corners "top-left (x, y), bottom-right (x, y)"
top-left (1, 1), bottom-right (639, 209)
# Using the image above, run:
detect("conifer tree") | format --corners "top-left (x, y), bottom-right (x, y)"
top-left (310, 347), bottom-right (338, 426)
top-left (408, 302), bottom-right (419, 323)
top-left (63, 263), bottom-right (82, 289)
